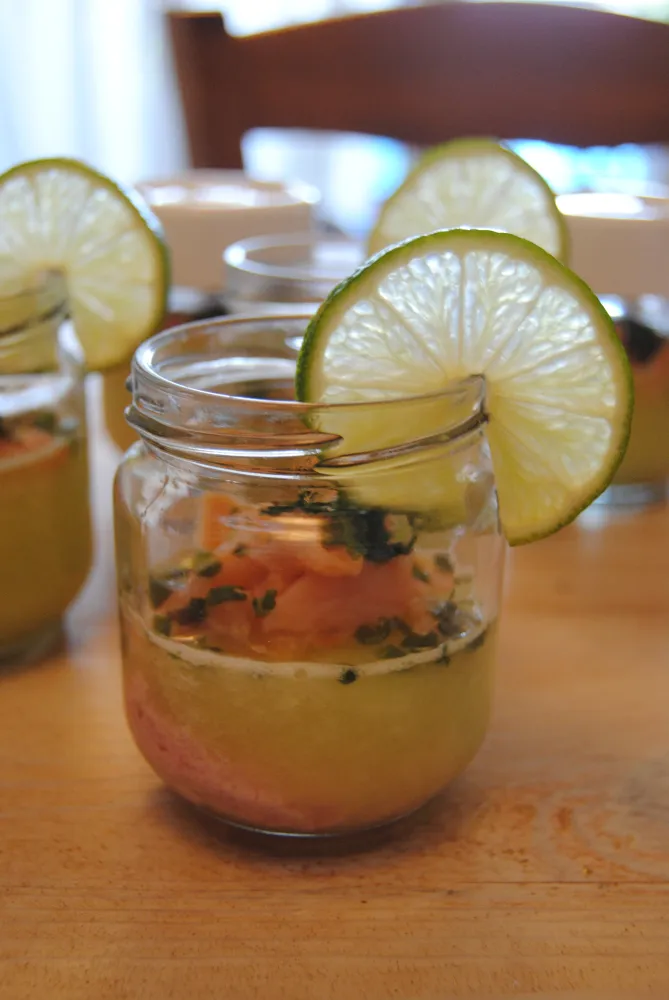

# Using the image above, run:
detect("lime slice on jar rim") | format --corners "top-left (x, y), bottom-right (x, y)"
top-left (368, 138), bottom-right (568, 262)
top-left (0, 157), bottom-right (169, 371)
top-left (296, 229), bottom-right (633, 545)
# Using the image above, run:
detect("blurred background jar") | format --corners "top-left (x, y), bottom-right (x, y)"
top-left (0, 273), bottom-right (92, 663)
top-left (223, 232), bottom-right (364, 315)
top-left (559, 190), bottom-right (669, 506)
top-left (102, 171), bottom-right (319, 453)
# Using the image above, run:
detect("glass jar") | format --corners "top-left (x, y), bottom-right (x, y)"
top-left (600, 296), bottom-right (669, 505)
top-left (102, 286), bottom-right (226, 453)
top-left (114, 313), bottom-right (505, 837)
top-left (223, 232), bottom-right (364, 314)
top-left (0, 273), bottom-right (92, 663)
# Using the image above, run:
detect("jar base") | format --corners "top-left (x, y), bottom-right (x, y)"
top-left (195, 796), bottom-right (431, 841)
top-left (596, 479), bottom-right (667, 508)
top-left (0, 619), bottom-right (64, 667)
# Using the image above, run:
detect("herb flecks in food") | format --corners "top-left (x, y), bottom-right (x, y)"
top-left (252, 589), bottom-right (277, 618)
top-left (381, 645), bottom-right (405, 659)
top-left (262, 492), bottom-right (416, 564)
top-left (412, 564), bottom-right (430, 583)
top-left (434, 553), bottom-right (454, 574)
top-left (401, 630), bottom-right (440, 650)
top-left (355, 619), bottom-right (392, 645)
top-left (173, 597), bottom-right (208, 625)
top-left (148, 576), bottom-right (173, 609)
top-left (431, 601), bottom-right (464, 638)
top-left (192, 551), bottom-right (222, 578)
top-left (153, 614), bottom-right (172, 636)
top-left (233, 544), bottom-right (248, 557)
top-left (339, 668), bottom-right (358, 685)
top-left (206, 585), bottom-right (247, 606)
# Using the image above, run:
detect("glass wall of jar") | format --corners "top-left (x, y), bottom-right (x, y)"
top-left (0, 273), bottom-right (92, 663)
top-left (102, 287), bottom-right (225, 453)
top-left (114, 313), bottom-right (505, 837)
top-left (223, 232), bottom-right (364, 314)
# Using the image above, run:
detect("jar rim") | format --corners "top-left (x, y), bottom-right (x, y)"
top-left (128, 311), bottom-right (486, 474)
top-left (133, 309), bottom-right (483, 412)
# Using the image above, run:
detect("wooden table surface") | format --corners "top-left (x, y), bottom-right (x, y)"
top-left (2, 379), bottom-right (669, 999)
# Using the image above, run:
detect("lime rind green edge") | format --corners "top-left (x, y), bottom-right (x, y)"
top-left (367, 137), bottom-right (570, 265)
top-left (0, 156), bottom-right (171, 368)
top-left (296, 228), bottom-right (634, 546)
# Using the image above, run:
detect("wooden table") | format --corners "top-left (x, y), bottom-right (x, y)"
top-left (2, 380), bottom-right (669, 999)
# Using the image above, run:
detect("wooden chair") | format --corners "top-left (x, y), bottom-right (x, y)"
top-left (168, 4), bottom-right (669, 170)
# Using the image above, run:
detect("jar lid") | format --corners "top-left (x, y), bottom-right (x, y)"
top-left (558, 191), bottom-right (669, 298)
top-left (137, 171), bottom-right (320, 294)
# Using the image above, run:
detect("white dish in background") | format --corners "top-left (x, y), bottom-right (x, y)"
top-left (558, 190), bottom-right (669, 298)
top-left (138, 171), bottom-right (320, 294)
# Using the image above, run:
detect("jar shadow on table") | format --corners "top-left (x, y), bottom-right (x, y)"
top-left (148, 780), bottom-right (486, 863)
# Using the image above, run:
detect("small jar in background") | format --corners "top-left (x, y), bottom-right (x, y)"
top-left (0, 273), bottom-right (92, 663)
top-left (223, 232), bottom-right (364, 314)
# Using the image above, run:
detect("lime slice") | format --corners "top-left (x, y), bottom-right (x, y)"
top-left (296, 229), bottom-right (632, 545)
top-left (0, 158), bottom-right (169, 370)
top-left (369, 139), bottom-right (567, 262)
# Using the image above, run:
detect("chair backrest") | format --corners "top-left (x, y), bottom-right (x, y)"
top-left (169, 4), bottom-right (669, 169)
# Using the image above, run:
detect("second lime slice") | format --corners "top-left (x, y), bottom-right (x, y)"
top-left (369, 138), bottom-right (567, 261)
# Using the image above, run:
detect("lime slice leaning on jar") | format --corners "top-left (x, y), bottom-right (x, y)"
top-left (0, 157), bottom-right (169, 369)
top-left (296, 229), bottom-right (633, 545)
top-left (368, 138), bottom-right (568, 262)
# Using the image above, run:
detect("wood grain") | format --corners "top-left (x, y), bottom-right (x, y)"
top-left (2, 378), bottom-right (669, 997)
top-left (168, 5), bottom-right (669, 170)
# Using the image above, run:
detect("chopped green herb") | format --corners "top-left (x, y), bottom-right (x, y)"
top-left (206, 585), bottom-right (247, 606)
top-left (339, 668), bottom-right (358, 685)
top-left (355, 619), bottom-right (391, 645)
top-left (431, 601), bottom-right (463, 638)
top-left (233, 544), bottom-right (248, 557)
top-left (252, 589), bottom-right (277, 617)
top-left (262, 493), bottom-right (416, 564)
top-left (192, 551), bottom-right (222, 578)
top-left (434, 553), bottom-right (454, 574)
top-left (467, 629), bottom-right (487, 652)
top-left (386, 616), bottom-right (411, 636)
top-left (262, 489), bottom-right (337, 518)
top-left (148, 576), bottom-right (173, 609)
top-left (153, 614), bottom-right (172, 636)
top-left (400, 630), bottom-right (440, 650)
top-left (32, 411), bottom-right (58, 434)
top-left (381, 645), bottom-right (405, 659)
top-left (173, 597), bottom-right (208, 625)
top-left (412, 564), bottom-right (430, 583)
